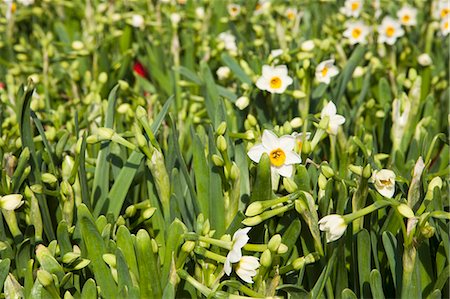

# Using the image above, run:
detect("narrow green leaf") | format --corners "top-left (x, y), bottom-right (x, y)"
top-left (310, 250), bottom-right (337, 298)
top-left (357, 229), bottom-right (371, 298)
top-left (341, 288), bottom-right (358, 299)
top-left (192, 131), bottom-right (210, 218)
top-left (135, 229), bottom-right (162, 298)
top-left (162, 220), bottom-right (187, 287)
top-left (0, 259), bottom-right (10, 291)
top-left (116, 248), bottom-right (139, 299)
top-left (382, 231), bottom-right (402, 293)
top-left (105, 151), bottom-right (144, 219)
top-left (249, 153), bottom-right (272, 203)
top-left (176, 66), bottom-right (203, 85)
top-left (78, 204), bottom-right (117, 298)
top-left (370, 269), bottom-right (385, 299)
top-left (221, 53), bottom-right (252, 85)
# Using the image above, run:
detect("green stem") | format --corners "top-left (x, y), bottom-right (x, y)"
top-left (242, 244), bottom-right (267, 252)
top-left (177, 269), bottom-right (212, 297)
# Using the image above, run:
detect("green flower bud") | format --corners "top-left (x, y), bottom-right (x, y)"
top-left (98, 72), bottom-right (108, 84)
top-left (290, 117), bottom-right (302, 128)
top-left (348, 165), bottom-right (363, 176)
top-left (42, 173), bottom-right (58, 185)
top-left (318, 173), bottom-right (328, 190)
top-left (37, 270), bottom-right (54, 287)
top-left (230, 163), bottom-right (240, 181)
top-left (420, 222), bottom-right (435, 239)
top-left (125, 205), bottom-right (136, 218)
top-left (216, 135), bottom-right (227, 152)
top-left (363, 164), bottom-right (372, 179)
top-left (277, 243), bottom-right (288, 254)
top-left (302, 140), bottom-right (312, 154)
top-left (212, 154), bottom-right (224, 167)
top-left (62, 155), bottom-right (74, 181)
top-left (202, 219), bottom-right (211, 235)
top-left (283, 177), bottom-right (298, 193)
top-left (260, 249), bottom-right (272, 267)
top-left (30, 184), bottom-right (43, 194)
top-left (321, 165), bottom-right (334, 178)
top-left (182, 241), bottom-right (196, 253)
top-left (136, 106), bottom-right (147, 119)
top-left (245, 201), bottom-right (264, 217)
top-left (247, 114), bottom-right (257, 127)
top-left (293, 90), bottom-right (306, 99)
top-left (268, 234), bottom-right (281, 252)
top-left (294, 199), bottom-right (308, 214)
top-left (216, 122), bottom-right (227, 135)
top-left (244, 130), bottom-right (255, 140)
top-left (142, 207), bottom-right (157, 220)
top-left (118, 80), bottom-right (129, 90)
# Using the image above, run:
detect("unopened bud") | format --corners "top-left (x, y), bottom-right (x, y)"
top-left (212, 154), bottom-right (224, 167)
top-left (318, 174), bottom-right (327, 190)
top-left (420, 222), bottom-right (435, 239)
top-left (245, 201), bottom-right (264, 217)
top-left (277, 243), bottom-right (288, 254)
top-left (321, 165), bottom-right (334, 178)
top-left (118, 80), bottom-right (129, 90)
top-left (216, 135), bottom-right (227, 152)
top-left (142, 207), bottom-right (156, 219)
top-left (30, 184), bottom-right (43, 194)
top-left (230, 163), bottom-right (240, 181)
top-left (125, 205), bottom-right (136, 218)
top-left (42, 173), bottom-right (58, 185)
top-left (182, 241), bottom-right (196, 253)
top-left (216, 122), bottom-right (227, 135)
top-left (348, 164), bottom-right (363, 176)
top-left (37, 270), bottom-right (54, 287)
top-left (397, 204), bottom-right (415, 218)
top-left (283, 177), bottom-right (298, 193)
top-left (247, 114), bottom-right (257, 127)
top-left (260, 249), bottom-right (272, 267)
top-left (235, 96), bottom-right (250, 110)
top-left (202, 219), bottom-right (210, 235)
top-left (363, 164), bottom-right (372, 179)
top-left (290, 117), bottom-right (302, 128)
top-left (302, 140), bottom-right (311, 154)
top-left (268, 234), bottom-right (281, 252)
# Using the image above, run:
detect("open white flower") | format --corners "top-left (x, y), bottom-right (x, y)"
top-left (371, 169), bottom-right (396, 198)
top-left (343, 21), bottom-right (370, 45)
top-left (397, 5), bottom-right (417, 26)
top-left (256, 65), bottom-right (293, 94)
top-left (318, 215), bottom-right (348, 243)
top-left (434, 0), bottom-right (450, 20)
top-left (227, 4), bottom-right (241, 18)
top-left (254, 0), bottom-right (270, 16)
top-left (218, 31), bottom-right (238, 53)
top-left (17, 0), bottom-right (34, 5)
top-left (224, 227), bottom-right (251, 276)
top-left (321, 101), bottom-right (346, 135)
top-left (131, 14), bottom-right (144, 28)
top-left (235, 256), bottom-right (260, 283)
top-left (285, 7), bottom-right (298, 21)
top-left (0, 194), bottom-right (24, 211)
top-left (378, 16), bottom-right (405, 45)
top-left (340, 0), bottom-right (363, 18)
top-left (315, 59), bottom-right (339, 85)
top-left (247, 130), bottom-right (301, 178)
top-left (441, 16), bottom-right (450, 36)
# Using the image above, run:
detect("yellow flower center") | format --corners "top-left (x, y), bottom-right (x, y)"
top-left (231, 7), bottom-right (238, 13)
top-left (269, 76), bottom-right (282, 89)
top-left (287, 11), bottom-right (295, 20)
top-left (445, 21), bottom-right (449, 30)
top-left (352, 28), bottom-right (362, 38)
top-left (321, 67), bottom-right (328, 77)
top-left (296, 140), bottom-right (303, 152)
top-left (441, 8), bottom-right (450, 18)
top-left (11, 3), bottom-right (16, 13)
top-left (386, 26), bottom-right (395, 37)
top-left (351, 2), bottom-right (359, 11)
top-left (256, 3), bottom-right (261, 10)
top-left (269, 148), bottom-right (286, 167)
top-left (379, 179), bottom-right (391, 186)
top-left (402, 14), bottom-right (410, 23)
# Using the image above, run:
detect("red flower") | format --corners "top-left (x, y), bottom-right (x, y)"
top-left (133, 60), bottom-right (148, 79)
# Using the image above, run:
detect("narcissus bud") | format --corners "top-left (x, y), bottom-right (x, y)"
top-left (260, 249), bottom-right (272, 267)
top-left (216, 122), bottom-right (227, 135)
top-left (321, 165), bottom-right (334, 178)
top-left (212, 154), bottom-right (224, 167)
top-left (216, 135), bottom-right (227, 152)
top-left (268, 234), bottom-right (281, 252)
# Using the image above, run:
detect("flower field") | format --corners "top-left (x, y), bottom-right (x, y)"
top-left (0, 0), bottom-right (449, 298)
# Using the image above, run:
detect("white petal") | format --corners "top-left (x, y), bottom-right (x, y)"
top-left (332, 115), bottom-right (346, 125)
top-left (240, 256), bottom-right (260, 269)
top-left (247, 144), bottom-right (267, 163)
top-left (261, 65), bottom-right (273, 77)
top-left (227, 248), bottom-right (242, 263)
top-left (328, 66), bottom-right (339, 77)
top-left (276, 164), bottom-right (294, 177)
top-left (256, 77), bottom-right (269, 91)
top-left (233, 227), bottom-right (251, 240)
top-left (278, 135), bottom-right (296, 151)
top-left (273, 65), bottom-right (288, 76)
top-left (261, 130), bottom-right (279, 150)
top-left (224, 258), bottom-right (232, 275)
top-left (233, 234), bottom-right (250, 250)
top-left (284, 151), bottom-right (301, 165)
top-left (321, 101), bottom-right (337, 118)
top-left (236, 268), bottom-right (255, 283)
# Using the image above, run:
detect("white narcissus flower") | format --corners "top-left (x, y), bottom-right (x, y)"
top-left (216, 66), bottom-right (231, 80)
top-left (224, 227), bottom-right (251, 276)
top-left (195, 7), bottom-right (205, 19)
top-left (377, 16), bottom-right (405, 45)
top-left (235, 256), bottom-right (260, 283)
top-left (321, 101), bottom-right (346, 135)
top-left (315, 59), bottom-right (339, 85)
top-left (0, 194), bottom-right (24, 211)
top-left (254, 0), bottom-right (270, 16)
top-left (301, 40), bottom-right (315, 52)
top-left (17, 0), bottom-right (34, 5)
top-left (343, 21), bottom-right (370, 45)
top-left (255, 65), bottom-right (293, 94)
top-left (218, 32), bottom-right (238, 53)
top-left (227, 4), bottom-right (241, 18)
top-left (285, 7), bottom-right (298, 21)
top-left (131, 14), bottom-right (144, 28)
top-left (441, 16), bottom-right (450, 36)
top-left (340, 0), bottom-right (363, 18)
top-left (397, 5), bottom-right (418, 26)
top-left (434, 0), bottom-right (450, 20)
top-left (318, 215), bottom-right (348, 243)
top-left (247, 130), bottom-right (301, 179)
top-left (371, 169), bottom-right (396, 198)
